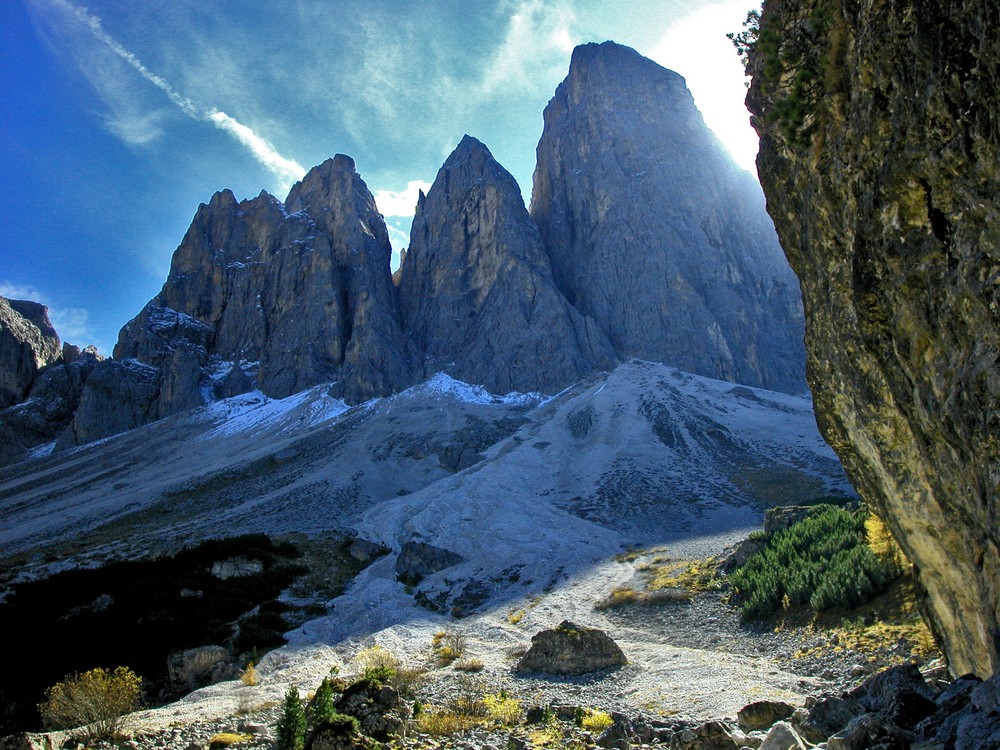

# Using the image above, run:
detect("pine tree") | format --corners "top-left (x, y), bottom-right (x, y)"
top-left (310, 678), bottom-right (336, 727)
top-left (276, 685), bottom-right (306, 750)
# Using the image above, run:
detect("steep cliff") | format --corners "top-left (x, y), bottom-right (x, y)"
top-left (0, 296), bottom-right (62, 409)
top-left (747, 0), bottom-right (1000, 676)
top-left (63, 156), bottom-right (413, 446)
top-left (399, 135), bottom-right (616, 393)
top-left (531, 41), bottom-right (806, 394)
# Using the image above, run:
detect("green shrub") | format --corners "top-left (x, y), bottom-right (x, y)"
top-left (310, 677), bottom-right (337, 726)
top-left (38, 666), bottom-right (143, 741)
top-left (729, 506), bottom-right (901, 620)
top-left (312, 712), bottom-right (359, 738)
top-left (276, 685), bottom-right (306, 750)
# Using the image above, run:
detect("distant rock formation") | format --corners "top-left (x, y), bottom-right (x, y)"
top-left (48, 43), bottom-right (814, 453)
top-left (748, 0), bottom-right (999, 677)
top-left (0, 297), bottom-right (103, 464)
top-left (0, 296), bottom-right (61, 409)
top-left (62, 156), bottom-right (414, 447)
top-left (398, 135), bottom-right (615, 393)
top-left (531, 41), bottom-right (806, 394)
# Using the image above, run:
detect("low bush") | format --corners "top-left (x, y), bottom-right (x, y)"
top-left (729, 506), bottom-right (902, 620)
top-left (575, 707), bottom-right (613, 732)
top-left (453, 657), bottom-right (484, 673)
top-left (38, 666), bottom-right (143, 741)
top-left (208, 733), bottom-right (249, 749)
top-left (431, 631), bottom-right (466, 666)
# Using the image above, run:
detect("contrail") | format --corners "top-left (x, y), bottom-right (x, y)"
top-left (48, 0), bottom-right (306, 192)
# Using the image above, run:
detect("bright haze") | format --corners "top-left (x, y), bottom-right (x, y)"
top-left (1, 0), bottom-right (759, 357)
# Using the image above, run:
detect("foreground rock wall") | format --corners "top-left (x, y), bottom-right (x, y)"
top-left (748, 0), bottom-right (1000, 676)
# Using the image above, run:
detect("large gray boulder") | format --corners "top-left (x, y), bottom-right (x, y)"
top-left (517, 620), bottom-right (627, 675)
top-left (399, 135), bottom-right (615, 394)
top-left (531, 41), bottom-right (806, 394)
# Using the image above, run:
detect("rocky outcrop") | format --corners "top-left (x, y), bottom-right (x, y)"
top-left (531, 41), bottom-right (806, 394)
top-left (63, 156), bottom-right (414, 446)
top-left (0, 297), bottom-right (61, 409)
top-left (0, 345), bottom-right (102, 464)
top-left (517, 620), bottom-right (627, 675)
top-left (398, 135), bottom-right (615, 394)
top-left (747, 0), bottom-right (1000, 677)
top-left (394, 541), bottom-right (464, 585)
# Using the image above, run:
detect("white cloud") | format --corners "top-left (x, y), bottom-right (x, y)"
top-left (479, 0), bottom-right (579, 96)
top-left (647, 0), bottom-right (761, 173)
top-left (208, 111), bottom-right (306, 195)
top-left (32, 0), bottom-right (305, 193)
top-left (374, 180), bottom-right (432, 218)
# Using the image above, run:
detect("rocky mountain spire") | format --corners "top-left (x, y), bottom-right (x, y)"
top-left (62, 156), bottom-right (413, 447)
top-left (0, 296), bottom-right (62, 409)
top-left (530, 41), bottom-right (806, 394)
top-left (398, 135), bottom-right (615, 393)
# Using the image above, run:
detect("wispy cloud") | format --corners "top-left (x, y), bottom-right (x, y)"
top-left (478, 0), bottom-right (578, 96)
top-left (34, 0), bottom-right (306, 193)
top-left (374, 180), bottom-right (432, 218)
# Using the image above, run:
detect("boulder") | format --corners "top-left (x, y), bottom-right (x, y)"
top-left (334, 680), bottom-right (408, 740)
top-left (665, 719), bottom-right (744, 750)
top-left (737, 700), bottom-right (796, 732)
top-left (517, 620), bottom-right (626, 675)
top-left (394, 541), bottom-right (464, 585)
top-left (826, 713), bottom-right (911, 750)
top-left (849, 662), bottom-right (936, 730)
top-left (757, 721), bottom-right (808, 750)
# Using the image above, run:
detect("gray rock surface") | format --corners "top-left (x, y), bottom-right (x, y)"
top-left (531, 41), bottom-right (806, 394)
top-left (399, 135), bottom-right (615, 394)
top-left (517, 620), bottom-right (627, 675)
top-left (0, 296), bottom-right (61, 409)
top-left (65, 156), bottom-right (414, 446)
top-left (394, 540), bottom-right (464, 585)
top-left (747, 0), bottom-right (1000, 678)
top-left (737, 700), bottom-right (795, 732)
top-left (0, 346), bottom-right (102, 465)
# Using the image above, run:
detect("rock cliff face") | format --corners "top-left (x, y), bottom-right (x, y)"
top-left (63, 156), bottom-right (413, 446)
top-left (531, 41), bottom-right (806, 394)
top-left (747, 0), bottom-right (1000, 676)
top-left (0, 297), bottom-right (103, 464)
top-left (0, 296), bottom-right (62, 409)
top-left (398, 135), bottom-right (615, 393)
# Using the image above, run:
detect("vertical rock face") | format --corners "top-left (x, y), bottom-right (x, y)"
top-left (531, 41), bottom-right (806, 394)
top-left (0, 297), bottom-right (102, 464)
top-left (747, 0), bottom-right (1000, 676)
top-left (64, 156), bottom-right (413, 446)
top-left (398, 135), bottom-right (616, 393)
top-left (0, 296), bottom-right (62, 409)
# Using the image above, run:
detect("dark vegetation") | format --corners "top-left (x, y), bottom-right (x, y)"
top-left (0, 534), bottom-right (307, 736)
top-left (729, 505), bottom-right (902, 620)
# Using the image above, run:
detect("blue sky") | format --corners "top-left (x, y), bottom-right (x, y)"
top-left (1, 0), bottom-right (758, 355)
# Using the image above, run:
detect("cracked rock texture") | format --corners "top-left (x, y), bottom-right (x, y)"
top-left (748, 0), bottom-right (1000, 676)
top-left (64, 156), bottom-right (414, 446)
top-left (0, 296), bottom-right (61, 409)
top-left (531, 41), bottom-right (806, 394)
top-left (399, 135), bottom-right (615, 394)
